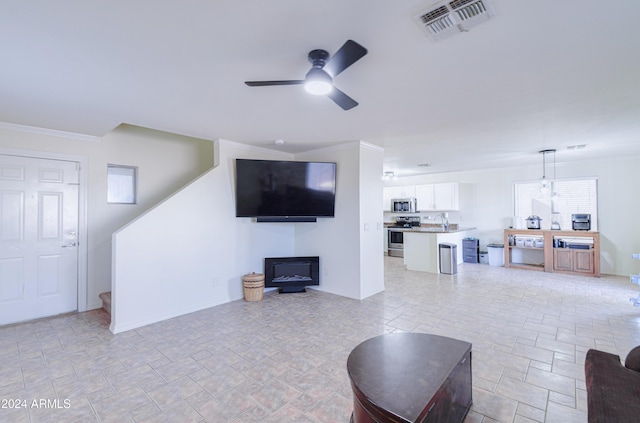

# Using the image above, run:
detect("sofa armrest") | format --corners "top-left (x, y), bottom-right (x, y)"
top-left (585, 348), bottom-right (640, 423)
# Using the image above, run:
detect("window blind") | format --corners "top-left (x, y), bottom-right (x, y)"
top-left (513, 178), bottom-right (598, 231)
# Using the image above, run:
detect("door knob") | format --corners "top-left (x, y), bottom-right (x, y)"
top-left (62, 242), bottom-right (77, 248)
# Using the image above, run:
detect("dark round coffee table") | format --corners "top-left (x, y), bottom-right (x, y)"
top-left (347, 333), bottom-right (472, 423)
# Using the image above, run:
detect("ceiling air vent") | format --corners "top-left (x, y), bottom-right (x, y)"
top-left (413, 0), bottom-right (494, 41)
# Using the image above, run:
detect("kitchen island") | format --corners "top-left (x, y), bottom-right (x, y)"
top-left (403, 227), bottom-right (475, 273)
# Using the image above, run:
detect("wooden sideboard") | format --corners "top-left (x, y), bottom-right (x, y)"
top-left (504, 229), bottom-right (600, 277)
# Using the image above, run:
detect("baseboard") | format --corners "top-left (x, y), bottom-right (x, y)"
top-left (109, 296), bottom-right (242, 334)
top-left (85, 301), bottom-right (103, 311)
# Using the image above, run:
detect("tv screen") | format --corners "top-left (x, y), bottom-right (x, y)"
top-left (235, 159), bottom-right (336, 220)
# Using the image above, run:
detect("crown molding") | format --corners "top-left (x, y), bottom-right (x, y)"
top-left (0, 121), bottom-right (101, 142)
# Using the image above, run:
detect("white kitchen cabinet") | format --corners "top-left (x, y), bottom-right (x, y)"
top-left (415, 184), bottom-right (435, 211)
top-left (387, 185), bottom-right (415, 199)
top-left (434, 182), bottom-right (459, 211)
top-left (383, 186), bottom-right (416, 211)
top-left (414, 183), bottom-right (459, 211)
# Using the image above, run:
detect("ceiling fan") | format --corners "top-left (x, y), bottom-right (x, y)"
top-left (244, 40), bottom-right (367, 111)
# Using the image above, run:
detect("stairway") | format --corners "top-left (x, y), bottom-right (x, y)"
top-left (99, 292), bottom-right (111, 315)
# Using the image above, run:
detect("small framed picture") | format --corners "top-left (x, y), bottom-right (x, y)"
top-left (107, 164), bottom-right (138, 204)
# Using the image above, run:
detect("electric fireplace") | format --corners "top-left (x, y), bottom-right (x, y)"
top-left (264, 256), bottom-right (320, 293)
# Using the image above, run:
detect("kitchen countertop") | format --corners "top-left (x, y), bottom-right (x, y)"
top-left (385, 225), bottom-right (475, 234)
top-left (408, 226), bottom-right (475, 234)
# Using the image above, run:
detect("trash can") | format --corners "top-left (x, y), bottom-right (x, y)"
top-left (487, 244), bottom-right (505, 266)
top-left (479, 251), bottom-right (489, 264)
top-left (439, 243), bottom-right (458, 275)
top-left (242, 272), bottom-right (264, 301)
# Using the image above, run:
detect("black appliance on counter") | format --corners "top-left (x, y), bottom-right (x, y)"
top-left (572, 214), bottom-right (591, 231)
top-left (393, 216), bottom-right (421, 228)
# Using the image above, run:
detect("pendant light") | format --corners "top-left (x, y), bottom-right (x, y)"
top-left (539, 149), bottom-right (556, 193)
top-left (550, 149), bottom-right (559, 203)
top-left (540, 149), bottom-right (562, 229)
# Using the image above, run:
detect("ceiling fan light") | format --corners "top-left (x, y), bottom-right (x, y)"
top-left (304, 68), bottom-right (333, 95)
top-left (304, 80), bottom-right (333, 95)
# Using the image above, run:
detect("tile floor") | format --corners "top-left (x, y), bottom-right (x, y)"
top-left (1, 256), bottom-right (640, 422)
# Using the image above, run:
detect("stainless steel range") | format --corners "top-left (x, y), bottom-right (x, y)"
top-left (387, 216), bottom-right (421, 258)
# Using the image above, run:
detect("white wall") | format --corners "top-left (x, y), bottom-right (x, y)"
top-left (111, 140), bottom-right (385, 333)
top-left (0, 124), bottom-right (214, 309)
top-left (295, 142), bottom-right (385, 300)
top-left (111, 140), bottom-right (296, 333)
top-left (384, 155), bottom-right (640, 276)
top-left (294, 144), bottom-right (360, 298)
top-left (358, 144), bottom-right (385, 298)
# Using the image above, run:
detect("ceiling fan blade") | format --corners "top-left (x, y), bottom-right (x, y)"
top-left (327, 87), bottom-right (358, 110)
top-left (324, 40), bottom-right (367, 77)
top-left (245, 80), bottom-right (304, 87)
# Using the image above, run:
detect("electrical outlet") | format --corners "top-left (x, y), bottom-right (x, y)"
top-left (212, 276), bottom-right (219, 287)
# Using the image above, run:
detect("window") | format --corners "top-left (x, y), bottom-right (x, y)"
top-left (107, 164), bottom-right (138, 204)
top-left (513, 178), bottom-right (598, 231)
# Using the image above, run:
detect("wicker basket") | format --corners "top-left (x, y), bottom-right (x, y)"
top-left (242, 272), bottom-right (264, 302)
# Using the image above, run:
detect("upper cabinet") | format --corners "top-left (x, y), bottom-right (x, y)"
top-left (415, 184), bottom-right (435, 210)
top-left (384, 183), bottom-right (459, 212)
top-left (417, 182), bottom-right (459, 211)
top-left (433, 182), bottom-right (459, 211)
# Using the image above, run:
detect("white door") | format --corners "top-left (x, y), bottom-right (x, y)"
top-left (0, 154), bottom-right (79, 325)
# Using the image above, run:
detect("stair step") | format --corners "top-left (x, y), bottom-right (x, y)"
top-left (99, 291), bottom-right (111, 315)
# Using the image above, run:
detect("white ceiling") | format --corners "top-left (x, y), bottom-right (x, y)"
top-left (2, 0), bottom-right (639, 176)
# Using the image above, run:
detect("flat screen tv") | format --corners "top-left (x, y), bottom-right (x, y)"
top-left (235, 159), bottom-right (336, 222)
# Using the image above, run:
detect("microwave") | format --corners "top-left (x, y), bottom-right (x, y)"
top-left (391, 198), bottom-right (417, 213)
